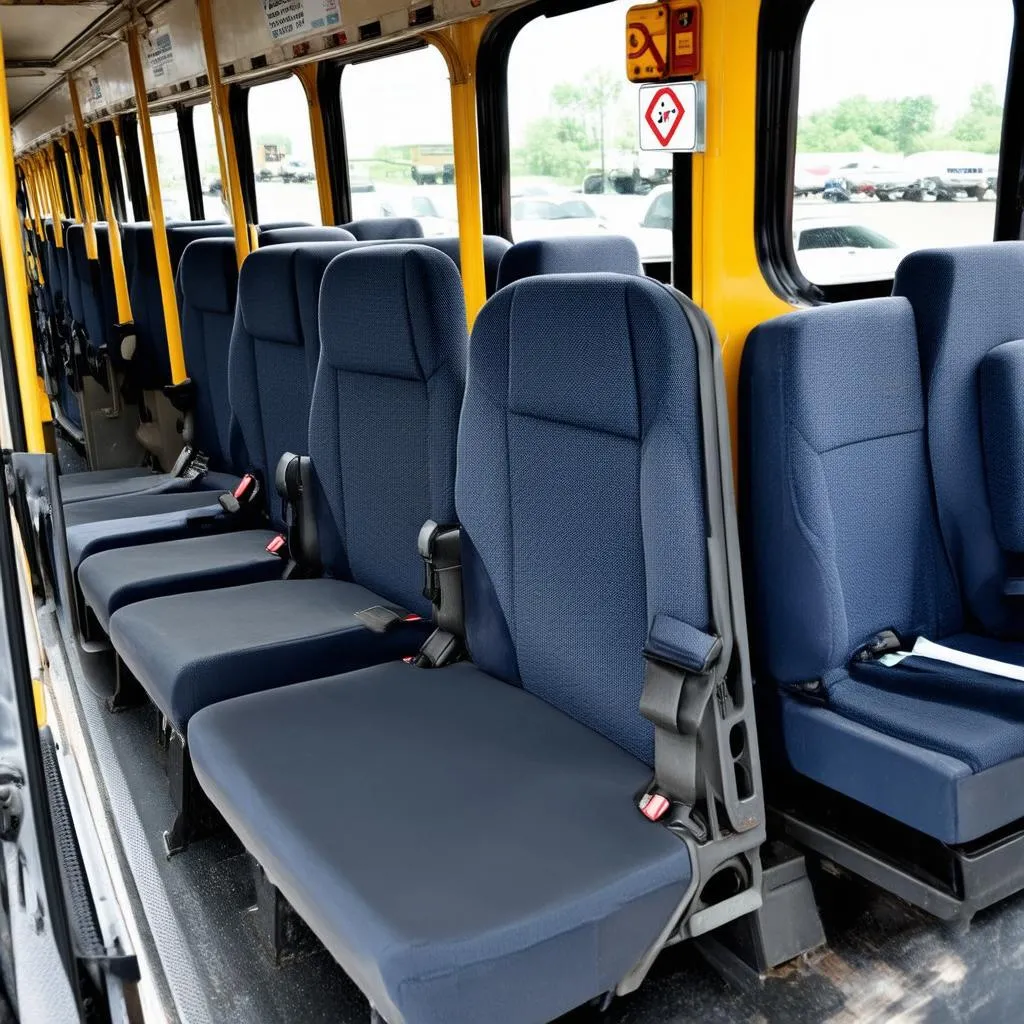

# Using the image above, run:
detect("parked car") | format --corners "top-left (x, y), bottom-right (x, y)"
top-left (349, 187), bottom-right (458, 236)
top-left (902, 152), bottom-right (998, 200)
top-left (279, 158), bottom-right (315, 183)
top-left (510, 196), bottom-right (607, 240)
top-left (794, 219), bottom-right (906, 284)
top-left (830, 161), bottom-right (917, 201)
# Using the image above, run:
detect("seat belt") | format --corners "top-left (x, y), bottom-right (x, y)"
top-left (268, 452), bottom-right (320, 579)
top-left (875, 635), bottom-right (1024, 682)
top-left (414, 519), bottom-right (464, 669)
top-left (638, 614), bottom-right (723, 837)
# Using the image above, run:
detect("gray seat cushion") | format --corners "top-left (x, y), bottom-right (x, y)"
top-left (78, 530), bottom-right (283, 631)
top-left (189, 660), bottom-right (693, 1024)
top-left (59, 467), bottom-right (167, 503)
top-left (108, 578), bottom-right (431, 732)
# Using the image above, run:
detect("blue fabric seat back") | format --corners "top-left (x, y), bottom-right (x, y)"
top-left (894, 243), bottom-right (1024, 637)
top-left (229, 245), bottom-right (319, 527)
top-left (740, 297), bottom-right (962, 686)
top-left (419, 235), bottom-right (513, 296)
top-left (123, 223), bottom-right (171, 388)
top-left (64, 224), bottom-right (87, 327)
top-left (257, 220), bottom-right (311, 233)
top-left (167, 223), bottom-right (234, 274)
top-left (178, 238), bottom-right (239, 472)
top-left (42, 222), bottom-right (62, 314)
top-left (456, 273), bottom-right (709, 765)
top-left (341, 217), bottom-right (424, 241)
top-left (496, 235), bottom-right (643, 289)
top-left (259, 226), bottom-right (356, 247)
top-left (980, 339), bottom-right (1024, 557)
top-left (311, 245), bottom-right (467, 612)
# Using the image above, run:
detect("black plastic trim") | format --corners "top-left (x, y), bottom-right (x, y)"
top-left (83, 133), bottom-right (105, 221)
top-left (118, 114), bottom-right (150, 221)
top-left (229, 84), bottom-right (259, 224)
top-left (177, 106), bottom-right (205, 221)
top-left (99, 122), bottom-right (127, 224)
top-left (0, 255), bottom-right (27, 452)
top-left (996, 1), bottom-right (1024, 240)
top-left (319, 60), bottom-right (347, 224)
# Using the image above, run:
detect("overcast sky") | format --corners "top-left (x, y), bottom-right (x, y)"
top-left (208, 0), bottom-right (1016, 157)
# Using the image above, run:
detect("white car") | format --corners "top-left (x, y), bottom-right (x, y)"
top-left (349, 188), bottom-right (457, 236)
top-left (794, 220), bottom-right (906, 284)
top-left (510, 196), bottom-right (606, 240)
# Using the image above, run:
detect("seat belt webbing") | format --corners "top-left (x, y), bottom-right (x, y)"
top-left (881, 636), bottom-right (1024, 682)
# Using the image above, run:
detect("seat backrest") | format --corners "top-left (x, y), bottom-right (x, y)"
top-left (257, 220), bottom-right (311, 233)
top-left (178, 238), bottom-right (239, 471)
top-left (64, 224), bottom-right (87, 325)
top-left (43, 221), bottom-right (63, 310)
top-left (341, 216), bottom-right (424, 241)
top-left (228, 245), bottom-right (320, 526)
top-left (894, 243), bottom-right (1024, 637)
top-left (311, 245), bottom-right (467, 611)
top-left (259, 226), bottom-right (356, 247)
top-left (740, 297), bottom-right (962, 686)
top-left (496, 235), bottom-right (643, 289)
top-left (417, 236), bottom-right (512, 297)
top-left (167, 223), bottom-right (234, 273)
top-left (456, 274), bottom-right (711, 764)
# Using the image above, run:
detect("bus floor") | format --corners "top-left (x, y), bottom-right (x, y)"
top-left (42, 601), bottom-right (1024, 1024)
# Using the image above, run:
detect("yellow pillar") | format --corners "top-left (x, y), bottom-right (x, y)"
top-left (91, 123), bottom-right (132, 324)
top-left (196, 0), bottom-right (251, 267)
top-left (126, 20), bottom-right (187, 383)
top-left (428, 20), bottom-right (488, 328)
top-left (0, 25), bottom-right (46, 452)
top-left (296, 64), bottom-right (332, 226)
top-left (67, 77), bottom-right (99, 260)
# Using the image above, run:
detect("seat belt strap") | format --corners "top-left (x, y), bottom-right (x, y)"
top-left (879, 635), bottom-right (1024, 682)
top-left (414, 520), bottom-right (464, 669)
top-left (639, 614), bottom-right (723, 817)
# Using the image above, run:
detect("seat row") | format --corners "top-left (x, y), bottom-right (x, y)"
top-left (35, 231), bottom-right (763, 1023)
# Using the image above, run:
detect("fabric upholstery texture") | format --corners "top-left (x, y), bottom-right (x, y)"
top-left (496, 235), bottom-right (643, 289)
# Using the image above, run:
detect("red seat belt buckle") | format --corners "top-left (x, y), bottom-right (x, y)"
top-left (639, 792), bottom-right (670, 822)
top-left (266, 534), bottom-right (286, 555)
top-left (234, 473), bottom-right (256, 501)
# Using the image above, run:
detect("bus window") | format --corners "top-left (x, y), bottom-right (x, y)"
top-left (248, 76), bottom-right (321, 225)
top-left (144, 111), bottom-right (191, 221)
top-left (341, 48), bottom-right (457, 235)
top-left (507, 0), bottom-right (668, 259)
top-left (192, 103), bottom-right (229, 222)
top-left (795, 0), bottom-right (1013, 287)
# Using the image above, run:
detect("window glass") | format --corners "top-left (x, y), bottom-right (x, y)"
top-left (248, 76), bottom-right (321, 225)
top-left (192, 103), bottom-right (230, 221)
top-left (795, 0), bottom-right (1013, 286)
top-left (507, 0), bottom-right (669, 261)
top-left (342, 48), bottom-right (457, 235)
top-left (145, 111), bottom-right (190, 221)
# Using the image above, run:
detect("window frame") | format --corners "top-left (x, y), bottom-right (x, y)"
top-left (755, 0), bottom-right (1024, 305)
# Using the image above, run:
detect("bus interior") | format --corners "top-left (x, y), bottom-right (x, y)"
top-left (1, 1), bottom-right (1024, 1022)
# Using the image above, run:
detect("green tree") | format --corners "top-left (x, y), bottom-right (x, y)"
top-left (798, 95), bottom-right (936, 154)
top-left (517, 117), bottom-right (591, 181)
top-left (950, 84), bottom-right (1003, 152)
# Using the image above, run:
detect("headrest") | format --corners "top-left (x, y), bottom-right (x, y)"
top-left (179, 238), bottom-right (239, 316)
top-left (258, 220), bottom-right (311, 232)
top-left (167, 224), bottom-right (234, 271)
top-left (417, 236), bottom-right (513, 296)
top-left (341, 217), bottom-right (425, 241)
top-left (496, 235), bottom-right (642, 289)
top-left (319, 245), bottom-right (466, 379)
top-left (981, 339), bottom-right (1024, 554)
top-left (259, 226), bottom-right (356, 247)
top-left (471, 273), bottom-right (686, 439)
top-left (238, 246), bottom-right (302, 346)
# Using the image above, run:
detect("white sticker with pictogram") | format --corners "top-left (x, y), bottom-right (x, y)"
top-left (262, 0), bottom-right (341, 41)
top-left (638, 81), bottom-right (705, 153)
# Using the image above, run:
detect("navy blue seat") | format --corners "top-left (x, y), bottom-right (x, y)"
top-left (107, 245), bottom-right (466, 732)
top-left (187, 272), bottom-right (730, 1024)
top-left (419, 235), bottom-right (512, 296)
top-left (341, 216), bottom-right (424, 240)
top-left (76, 239), bottom-right (367, 626)
top-left (258, 225), bottom-right (355, 246)
top-left (496, 234), bottom-right (643, 288)
top-left (741, 295), bottom-right (1024, 845)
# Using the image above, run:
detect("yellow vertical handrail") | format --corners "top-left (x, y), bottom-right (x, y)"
top-left (44, 151), bottom-right (65, 246)
top-left (0, 25), bottom-right (46, 452)
top-left (126, 20), bottom-right (187, 384)
top-left (91, 123), bottom-right (132, 324)
top-left (61, 136), bottom-right (84, 222)
top-left (67, 77), bottom-right (99, 260)
top-left (296, 64), bottom-right (332, 226)
top-left (427, 20), bottom-right (488, 328)
top-left (27, 161), bottom-right (45, 241)
top-left (196, 0), bottom-right (251, 267)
